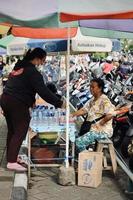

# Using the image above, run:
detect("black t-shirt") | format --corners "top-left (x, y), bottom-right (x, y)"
top-left (3, 60), bottom-right (63, 108)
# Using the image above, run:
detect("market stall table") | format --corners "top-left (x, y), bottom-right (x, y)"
top-left (27, 106), bottom-right (77, 178)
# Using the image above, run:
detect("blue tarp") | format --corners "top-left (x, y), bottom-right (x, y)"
top-left (27, 39), bottom-right (67, 52)
top-left (111, 39), bottom-right (121, 52)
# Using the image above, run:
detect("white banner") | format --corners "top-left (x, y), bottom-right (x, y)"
top-left (72, 29), bottom-right (112, 52)
top-left (7, 45), bottom-right (26, 55)
top-left (7, 37), bottom-right (29, 55)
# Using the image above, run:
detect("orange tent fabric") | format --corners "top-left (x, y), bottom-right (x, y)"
top-left (60, 10), bottom-right (133, 22)
top-left (11, 27), bottom-right (77, 39)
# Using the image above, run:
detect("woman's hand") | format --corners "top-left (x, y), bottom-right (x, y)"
top-left (71, 108), bottom-right (86, 117)
top-left (125, 91), bottom-right (133, 97)
top-left (70, 113), bottom-right (77, 118)
top-left (114, 106), bottom-right (130, 115)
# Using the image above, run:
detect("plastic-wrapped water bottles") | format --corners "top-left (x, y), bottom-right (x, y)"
top-left (59, 109), bottom-right (66, 126)
top-left (30, 105), bottom-right (43, 131)
top-left (32, 108), bottom-right (38, 120)
top-left (53, 109), bottom-right (59, 128)
top-left (38, 106), bottom-right (43, 120)
top-left (47, 107), bottom-right (53, 130)
top-left (30, 105), bottom-right (77, 136)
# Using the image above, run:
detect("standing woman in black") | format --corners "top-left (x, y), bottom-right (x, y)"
top-left (0, 48), bottom-right (64, 171)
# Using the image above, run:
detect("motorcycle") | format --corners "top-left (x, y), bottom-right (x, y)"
top-left (120, 108), bottom-right (133, 158)
top-left (112, 111), bottom-right (130, 148)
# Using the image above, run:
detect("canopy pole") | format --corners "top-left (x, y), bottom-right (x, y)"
top-left (65, 25), bottom-right (71, 168)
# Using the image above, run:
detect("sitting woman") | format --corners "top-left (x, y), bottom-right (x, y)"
top-left (72, 78), bottom-right (115, 152)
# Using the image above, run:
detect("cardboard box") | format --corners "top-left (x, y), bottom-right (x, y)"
top-left (78, 151), bottom-right (103, 188)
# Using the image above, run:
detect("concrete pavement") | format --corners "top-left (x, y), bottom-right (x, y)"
top-left (28, 168), bottom-right (132, 200)
top-left (0, 115), bottom-right (15, 200)
top-left (0, 168), bottom-right (14, 200)
top-left (0, 82), bottom-right (14, 200)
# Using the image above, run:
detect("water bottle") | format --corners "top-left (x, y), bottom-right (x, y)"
top-left (30, 107), bottom-right (37, 130)
top-left (54, 109), bottom-right (59, 125)
top-left (42, 106), bottom-right (46, 121)
top-left (58, 109), bottom-right (65, 132)
top-left (48, 107), bottom-right (54, 131)
top-left (42, 106), bottom-right (48, 131)
top-left (38, 106), bottom-right (43, 120)
top-left (52, 109), bottom-right (58, 131)
top-left (59, 110), bottom-right (64, 126)
top-left (32, 108), bottom-right (38, 120)
top-left (49, 107), bottom-right (54, 117)
top-left (45, 107), bottom-right (51, 130)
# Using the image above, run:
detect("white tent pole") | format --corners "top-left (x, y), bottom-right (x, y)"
top-left (65, 25), bottom-right (71, 168)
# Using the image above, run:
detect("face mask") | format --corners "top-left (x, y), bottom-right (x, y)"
top-left (35, 64), bottom-right (43, 71)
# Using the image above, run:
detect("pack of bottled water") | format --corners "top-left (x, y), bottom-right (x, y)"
top-left (30, 105), bottom-right (76, 142)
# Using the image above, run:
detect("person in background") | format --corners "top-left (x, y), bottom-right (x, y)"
top-left (0, 48), bottom-right (65, 172)
top-left (118, 61), bottom-right (131, 79)
top-left (112, 57), bottom-right (120, 71)
top-left (10, 57), bottom-right (18, 69)
top-left (72, 78), bottom-right (115, 152)
top-left (0, 56), bottom-right (5, 91)
top-left (126, 91), bottom-right (133, 96)
top-left (2, 57), bottom-right (12, 87)
top-left (0, 55), bottom-right (5, 77)
top-left (102, 56), bottom-right (114, 74)
top-left (90, 58), bottom-right (103, 78)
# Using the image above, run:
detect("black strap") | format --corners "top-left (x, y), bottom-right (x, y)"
top-left (90, 115), bottom-right (106, 124)
top-left (83, 114), bottom-right (105, 124)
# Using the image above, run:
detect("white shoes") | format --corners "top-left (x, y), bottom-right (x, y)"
top-left (7, 162), bottom-right (27, 172)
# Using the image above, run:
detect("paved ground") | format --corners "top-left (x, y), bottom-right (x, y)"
top-left (28, 167), bottom-right (132, 200)
top-left (0, 115), bottom-right (14, 200)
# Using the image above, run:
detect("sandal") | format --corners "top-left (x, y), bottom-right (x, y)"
top-left (7, 162), bottom-right (27, 172)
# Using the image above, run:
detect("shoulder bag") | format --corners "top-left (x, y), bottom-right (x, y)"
top-left (79, 115), bottom-right (105, 136)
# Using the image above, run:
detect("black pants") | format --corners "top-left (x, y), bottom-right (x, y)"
top-left (0, 94), bottom-right (30, 162)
